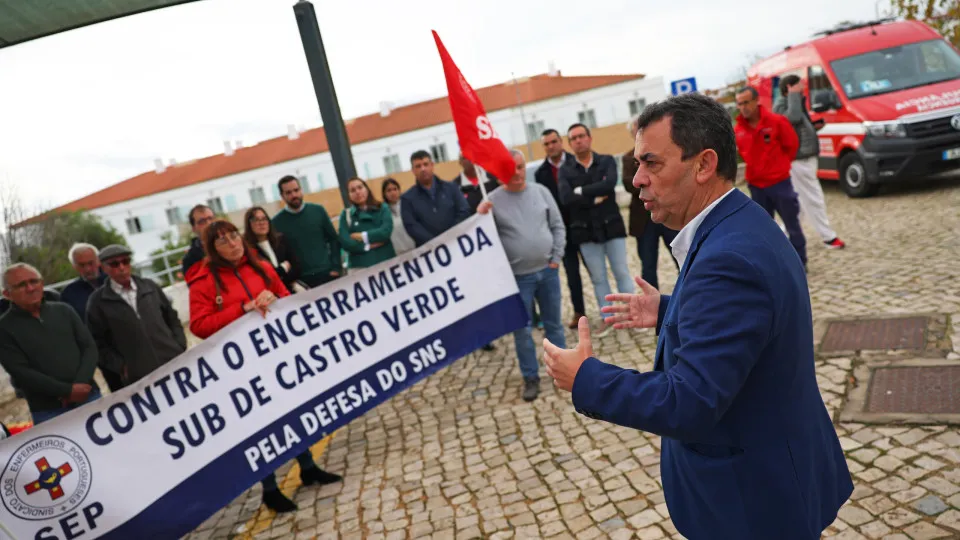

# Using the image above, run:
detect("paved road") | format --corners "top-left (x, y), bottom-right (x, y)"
top-left (4, 176), bottom-right (960, 539)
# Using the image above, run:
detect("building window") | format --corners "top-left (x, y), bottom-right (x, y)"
top-left (298, 175), bottom-right (311, 193)
top-left (165, 207), bottom-right (184, 226)
top-left (430, 143), bottom-right (448, 163)
top-left (249, 187), bottom-right (266, 206)
top-left (628, 98), bottom-right (646, 117)
top-left (207, 197), bottom-right (224, 215)
top-left (525, 120), bottom-right (545, 142)
top-left (578, 109), bottom-right (597, 128)
top-left (225, 194), bottom-right (238, 212)
top-left (125, 217), bottom-right (142, 235)
top-left (318, 173), bottom-right (327, 190)
top-left (383, 154), bottom-right (402, 174)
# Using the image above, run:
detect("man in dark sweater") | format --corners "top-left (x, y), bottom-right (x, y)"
top-left (400, 150), bottom-right (471, 246)
top-left (0, 263), bottom-right (101, 424)
top-left (401, 150), bottom-right (493, 351)
top-left (181, 204), bottom-right (215, 283)
top-left (271, 176), bottom-right (342, 288)
top-left (60, 242), bottom-right (107, 320)
top-left (535, 128), bottom-right (586, 329)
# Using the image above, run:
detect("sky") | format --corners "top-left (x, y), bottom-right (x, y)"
top-left (0, 0), bottom-right (887, 214)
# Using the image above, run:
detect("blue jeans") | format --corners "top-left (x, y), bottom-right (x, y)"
top-left (636, 223), bottom-right (679, 291)
top-left (749, 180), bottom-right (807, 265)
top-left (31, 387), bottom-right (102, 425)
top-left (579, 238), bottom-right (635, 319)
top-left (513, 266), bottom-right (565, 381)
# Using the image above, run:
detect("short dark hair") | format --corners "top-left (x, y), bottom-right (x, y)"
top-left (410, 150), bottom-right (432, 163)
top-left (278, 175), bottom-right (300, 192)
top-left (188, 204), bottom-right (212, 226)
top-left (540, 128), bottom-right (560, 139)
top-left (736, 86), bottom-right (759, 100)
top-left (635, 93), bottom-right (739, 182)
top-left (779, 75), bottom-right (801, 96)
top-left (567, 123), bottom-right (591, 137)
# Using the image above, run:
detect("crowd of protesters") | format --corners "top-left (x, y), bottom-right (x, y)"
top-left (0, 84), bottom-right (845, 514)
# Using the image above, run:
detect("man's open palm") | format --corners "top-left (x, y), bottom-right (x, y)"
top-left (601, 277), bottom-right (661, 329)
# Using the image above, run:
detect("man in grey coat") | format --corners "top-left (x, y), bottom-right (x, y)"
top-left (774, 75), bottom-right (846, 250)
top-left (86, 245), bottom-right (187, 388)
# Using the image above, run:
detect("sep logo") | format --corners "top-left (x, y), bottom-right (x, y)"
top-left (1, 436), bottom-right (92, 521)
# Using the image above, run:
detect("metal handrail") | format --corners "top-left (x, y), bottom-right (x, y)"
top-left (46, 245), bottom-right (191, 291)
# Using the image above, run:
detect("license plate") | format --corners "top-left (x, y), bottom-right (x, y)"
top-left (944, 147), bottom-right (960, 160)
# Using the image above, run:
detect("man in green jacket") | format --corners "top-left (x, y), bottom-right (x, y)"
top-left (271, 175), bottom-right (342, 288)
top-left (0, 263), bottom-right (101, 424)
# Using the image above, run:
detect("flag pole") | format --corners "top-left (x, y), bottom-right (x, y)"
top-left (478, 168), bottom-right (489, 201)
top-left (0, 518), bottom-right (20, 540)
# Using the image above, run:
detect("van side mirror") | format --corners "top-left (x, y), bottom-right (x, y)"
top-left (811, 89), bottom-right (840, 113)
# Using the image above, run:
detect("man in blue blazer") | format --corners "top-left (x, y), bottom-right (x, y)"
top-left (543, 93), bottom-right (852, 540)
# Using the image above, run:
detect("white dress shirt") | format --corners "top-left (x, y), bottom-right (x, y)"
top-left (670, 188), bottom-right (736, 270)
top-left (110, 277), bottom-right (139, 316)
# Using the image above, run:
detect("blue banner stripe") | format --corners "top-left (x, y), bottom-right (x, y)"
top-left (100, 293), bottom-right (527, 540)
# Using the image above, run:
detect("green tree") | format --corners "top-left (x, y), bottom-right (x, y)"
top-left (890, 0), bottom-right (960, 48)
top-left (6, 212), bottom-right (127, 285)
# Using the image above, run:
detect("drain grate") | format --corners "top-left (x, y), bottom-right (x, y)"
top-left (866, 366), bottom-right (960, 414)
top-left (821, 317), bottom-right (927, 352)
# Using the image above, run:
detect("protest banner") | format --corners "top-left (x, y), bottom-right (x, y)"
top-left (0, 213), bottom-right (527, 540)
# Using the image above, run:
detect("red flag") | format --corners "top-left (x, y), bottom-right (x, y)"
top-left (432, 31), bottom-right (517, 186)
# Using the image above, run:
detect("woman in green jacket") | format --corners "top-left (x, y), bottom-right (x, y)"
top-left (339, 177), bottom-right (396, 268)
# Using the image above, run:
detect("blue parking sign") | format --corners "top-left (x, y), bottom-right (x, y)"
top-left (670, 77), bottom-right (697, 95)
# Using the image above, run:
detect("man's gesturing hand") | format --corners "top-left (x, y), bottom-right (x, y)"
top-left (543, 317), bottom-right (593, 392)
top-left (601, 276), bottom-right (661, 329)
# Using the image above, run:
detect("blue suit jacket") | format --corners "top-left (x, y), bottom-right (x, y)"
top-left (572, 189), bottom-right (852, 540)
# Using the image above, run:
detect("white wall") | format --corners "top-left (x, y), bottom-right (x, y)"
top-left (93, 76), bottom-right (667, 261)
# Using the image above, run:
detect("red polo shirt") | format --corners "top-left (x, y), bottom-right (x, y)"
top-left (735, 105), bottom-right (800, 188)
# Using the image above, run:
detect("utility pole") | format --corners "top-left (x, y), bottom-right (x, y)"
top-left (511, 73), bottom-right (535, 160)
top-left (293, 0), bottom-right (355, 208)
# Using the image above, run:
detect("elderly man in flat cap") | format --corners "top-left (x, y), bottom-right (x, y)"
top-left (86, 244), bottom-right (187, 388)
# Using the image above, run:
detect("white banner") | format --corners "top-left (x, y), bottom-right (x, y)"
top-left (0, 213), bottom-right (527, 540)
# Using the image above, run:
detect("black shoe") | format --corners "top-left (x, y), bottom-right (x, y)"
top-left (301, 467), bottom-right (342, 486)
top-left (262, 489), bottom-right (297, 513)
top-left (522, 379), bottom-right (539, 402)
top-left (481, 343), bottom-right (495, 352)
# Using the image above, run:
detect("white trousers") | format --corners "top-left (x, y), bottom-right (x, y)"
top-left (790, 156), bottom-right (837, 242)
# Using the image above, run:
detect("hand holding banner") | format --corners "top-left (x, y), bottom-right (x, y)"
top-left (0, 214), bottom-right (526, 540)
top-left (432, 30), bottom-right (517, 186)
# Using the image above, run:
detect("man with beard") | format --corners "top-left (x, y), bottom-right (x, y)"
top-left (271, 175), bottom-right (342, 288)
top-left (180, 204), bottom-right (216, 282)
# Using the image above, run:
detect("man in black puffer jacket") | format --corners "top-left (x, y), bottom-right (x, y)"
top-left (558, 123), bottom-right (634, 338)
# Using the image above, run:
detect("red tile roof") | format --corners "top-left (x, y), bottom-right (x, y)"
top-left (42, 72), bottom-right (644, 216)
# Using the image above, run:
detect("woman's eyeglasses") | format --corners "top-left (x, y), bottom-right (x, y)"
top-left (214, 231), bottom-right (243, 246)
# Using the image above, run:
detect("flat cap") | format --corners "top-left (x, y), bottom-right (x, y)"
top-left (98, 244), bottom-right (132, 262)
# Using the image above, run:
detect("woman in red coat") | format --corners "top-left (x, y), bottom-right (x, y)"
top-left (188, 220), bottom-right (341, 513)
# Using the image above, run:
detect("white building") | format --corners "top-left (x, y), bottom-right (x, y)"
top-left (41, 71), bottom-right (666, 261)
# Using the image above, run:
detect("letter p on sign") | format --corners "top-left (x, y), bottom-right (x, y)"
top-left (670, 77), bottom-right (697, 96)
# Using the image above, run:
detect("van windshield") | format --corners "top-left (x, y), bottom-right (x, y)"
top-left (830, 39), bottom-right (960, 99)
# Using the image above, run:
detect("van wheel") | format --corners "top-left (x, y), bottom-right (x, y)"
top-left (839, 153), bottom-right (878, 198)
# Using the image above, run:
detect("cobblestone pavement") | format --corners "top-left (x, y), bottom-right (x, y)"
top-left (3, 177), bottom-right (960, 539)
